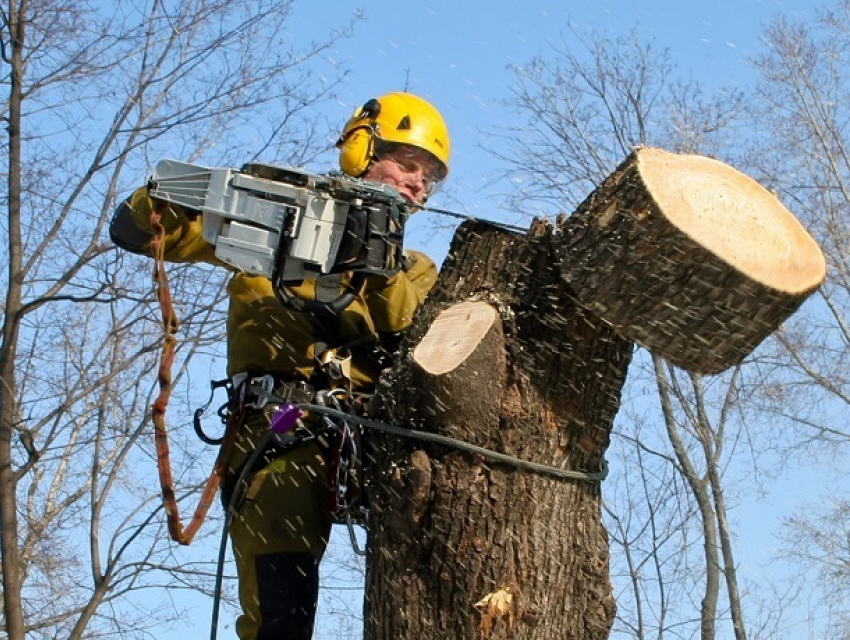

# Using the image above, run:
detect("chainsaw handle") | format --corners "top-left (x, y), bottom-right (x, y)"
top-left (274, 271), bottom-right (366, 316)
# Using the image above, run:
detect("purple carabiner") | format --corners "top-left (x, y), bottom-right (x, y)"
top-left (270, 403), bottom-right (303, 434)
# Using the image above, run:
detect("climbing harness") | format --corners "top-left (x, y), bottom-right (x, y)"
top-left (196, 375), bottom-right (371, 542)
top-left (207, 392), bottom-right (367, 640)
top-left (312, 389), bottom-right (369, 553)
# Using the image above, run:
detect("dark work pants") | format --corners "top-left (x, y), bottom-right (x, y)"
top-left (224, 413), bottom-right (332, 640)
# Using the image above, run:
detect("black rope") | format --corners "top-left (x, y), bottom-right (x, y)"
top-left (210, 427), bottom-right (275, 640)
top-left (298, 403), bottom-right (608, 483)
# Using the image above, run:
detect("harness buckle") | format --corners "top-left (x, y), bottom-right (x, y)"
top-left (241, 374), bottom-right (276, 409)
top-left (314, 345), bottom-right (352, 393)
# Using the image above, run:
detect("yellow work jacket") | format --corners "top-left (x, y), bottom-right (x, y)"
top-left (118, 187), bottom-right (438, 390)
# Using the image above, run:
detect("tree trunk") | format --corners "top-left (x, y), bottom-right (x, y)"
top-left (1, 4), bottom-right (28, 638)
top-left (559, 146), bottom-right (826, 375)
top-left (365, 220), bottom-right (633, 639)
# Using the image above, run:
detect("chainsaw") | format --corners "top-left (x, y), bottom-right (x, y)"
top-left (148, 159), bottom-right (411, 313)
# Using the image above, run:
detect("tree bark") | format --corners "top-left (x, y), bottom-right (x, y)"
top-left (365, 220), bottom-right (632, 639)
top-left (1, 4), bottom-right (28, 638)
top-left (559, 147), bottom-right (826, 375)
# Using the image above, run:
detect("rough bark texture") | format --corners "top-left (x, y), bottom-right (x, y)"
top-left (365, 220), bottom-right (633, 640)
top-left (559, 147), bottom-right (826, 375)
top-left (361, 147), bottom-right (823, 637)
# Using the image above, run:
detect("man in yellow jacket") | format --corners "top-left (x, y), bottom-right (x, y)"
top-left (110, 92), bottom-right (451, 639)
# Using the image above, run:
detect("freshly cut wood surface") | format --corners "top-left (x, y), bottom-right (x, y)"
top-left (560, 147), bottom-right (827, 374)
top-left (636, 148), bottom-right (825, 293)
top-left (412, 301), bottom-right (497, 375)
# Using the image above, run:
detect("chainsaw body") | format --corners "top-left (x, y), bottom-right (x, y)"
top-left (148, 159), bottom-right (410, 291)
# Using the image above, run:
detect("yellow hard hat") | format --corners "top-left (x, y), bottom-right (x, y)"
top-left (336, 92), bottom-right (450, 182)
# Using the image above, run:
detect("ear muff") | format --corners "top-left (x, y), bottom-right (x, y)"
top-left (337, 99), bottom-right (385, 177)
top-left (337, 126), bottom-right (375, 177)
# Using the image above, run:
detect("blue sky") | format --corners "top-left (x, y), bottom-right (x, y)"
top-left (281, 0), bottom-right (817, 267)
top-left (157, 1), bottom-right (830, 638)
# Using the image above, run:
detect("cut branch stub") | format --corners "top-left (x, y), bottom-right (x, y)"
top-left (412, 301), bottom-right (498, 375)
top-left (559, 146), bottom-right (827, 374)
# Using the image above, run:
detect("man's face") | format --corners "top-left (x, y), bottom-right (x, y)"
top-left (363, 144), bottom-right (443, 205)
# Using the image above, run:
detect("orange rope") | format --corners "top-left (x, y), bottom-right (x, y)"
top-left (149, 201), bottom-right (238, 545)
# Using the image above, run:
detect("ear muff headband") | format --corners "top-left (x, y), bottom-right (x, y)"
top-left (359, 98), bottom-right (382, 120)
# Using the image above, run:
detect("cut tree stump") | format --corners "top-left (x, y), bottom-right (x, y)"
top-left (362, 147), bottom-right (822, 637)
top-left (559, 147), bottom-right (826, 374)
top-left (365, 221), bottom-right (632, 640)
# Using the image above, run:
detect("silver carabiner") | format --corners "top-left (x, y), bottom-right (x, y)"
top-left (242, 374), bottom-right (276, 409)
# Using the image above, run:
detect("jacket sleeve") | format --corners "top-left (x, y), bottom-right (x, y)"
top-left (363, 249), bottom-right (438, 333)
top-left (109, 186), bottom-right (224, 265)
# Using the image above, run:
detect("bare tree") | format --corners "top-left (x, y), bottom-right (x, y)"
top-left (781, 498), bottom-right (850, 636)
top-left (748, 5), bottom-right (849, 427)
top-left (746, 3), bottom-right (850, 634)
top-left (0, 1), bottom-right (354, 638)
